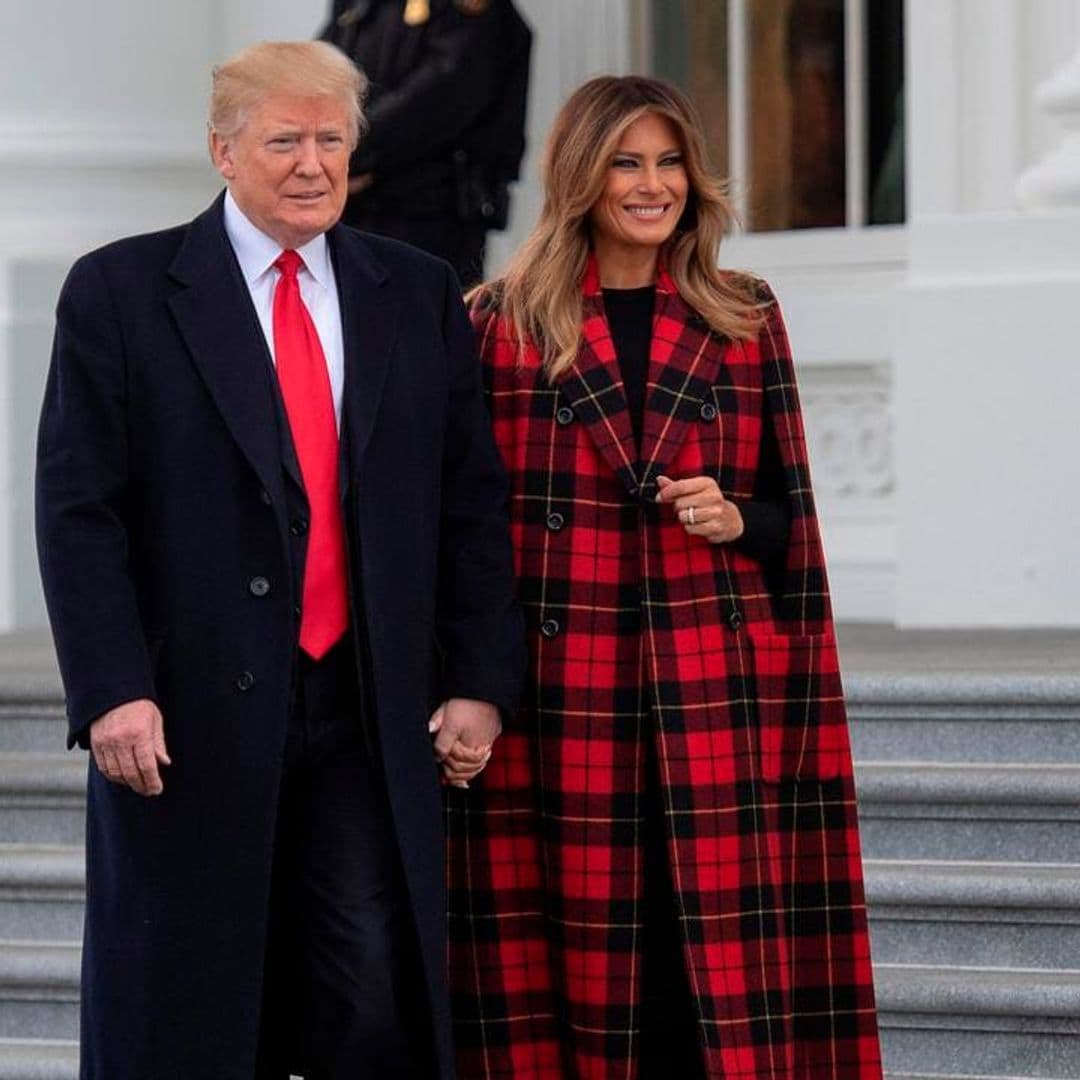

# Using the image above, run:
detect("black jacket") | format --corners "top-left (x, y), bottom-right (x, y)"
top-left (35, 195), bottom-right (524, 1078)
top-left (320, 0), bottom-right (531, 224)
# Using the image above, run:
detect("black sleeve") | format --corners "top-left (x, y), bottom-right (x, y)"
top-left (36, 255), bottom-right (158, 748)
top-left (351, 4), bottom-right (504, 176)
top-left (731, 413), bottom-right (791, 566)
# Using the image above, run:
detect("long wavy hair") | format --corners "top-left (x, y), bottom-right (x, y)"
top-left (476, 75), bottom-right (763, 379)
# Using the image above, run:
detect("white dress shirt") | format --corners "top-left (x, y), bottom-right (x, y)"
top-left (222, 190), bottom-right (345, 430)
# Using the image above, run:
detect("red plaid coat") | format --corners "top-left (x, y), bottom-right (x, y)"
top-left (445, 259), bottom-right (881, 1079)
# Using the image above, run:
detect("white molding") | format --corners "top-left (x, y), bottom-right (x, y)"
top-left (720, 225), bottom-right (907, 273)
top-left (1017, 43), bottom-right (1080, 208)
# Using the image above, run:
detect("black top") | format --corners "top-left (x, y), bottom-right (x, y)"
top-left (602, 285), bottom-right (791, 565)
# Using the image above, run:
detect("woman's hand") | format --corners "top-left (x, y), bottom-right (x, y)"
top-left (429, 698), bottom-right (500, 789)
top-left (656, 474), bottom-right (744, 544)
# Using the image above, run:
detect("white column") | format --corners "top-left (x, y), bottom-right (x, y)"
top-left (895, 6), bottom-right (1080, 628)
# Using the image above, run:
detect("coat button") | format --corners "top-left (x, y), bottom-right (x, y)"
top-left (259, 489), bottom-right (272, 506)
top-left (540, 618), bottom-right (560, 638)
top-left (290, 518), bottom-right (308, 536)
top-left (236, 671), bottom-right (256, 691)
top-left (727, 608), bottom-right (744, 631)
top-left (249, 576), bottom-right (270, 597)
top-left (555, 406), bottom-right (575, 426)
top-left (700, 401), bottom-right (718, 422)
top-left (546, 511), bottom-right (565, 532)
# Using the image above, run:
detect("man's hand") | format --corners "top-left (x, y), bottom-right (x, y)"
top-left (429, 697), bottom-right (501, 789)
top-left (89, 698), bottom-right (171, 797)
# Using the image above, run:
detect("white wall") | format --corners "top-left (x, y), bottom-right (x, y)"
top-left (895, 0), bottom-right (1080, 626)
top-left (2, 0), bottom-right (1079, 630)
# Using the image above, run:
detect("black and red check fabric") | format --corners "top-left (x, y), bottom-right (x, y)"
top-left (445, 259), bottom-right (882, 1078)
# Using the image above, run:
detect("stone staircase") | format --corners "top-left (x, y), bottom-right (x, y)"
top-left (845, 631), bottom-right (1080, 1080)
top-left (0, 628), bottom-right (1077, 1079)
top-left (0, 636), bottom-right (80, 1079)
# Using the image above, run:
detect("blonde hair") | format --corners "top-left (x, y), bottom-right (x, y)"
top-left (478, 75), bottom-right (762, 378)
top-left (209, 41), bottom-right (367, 150)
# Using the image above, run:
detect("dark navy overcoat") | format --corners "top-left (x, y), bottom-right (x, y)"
top-left (36, 195), bottom-right (523, 1079)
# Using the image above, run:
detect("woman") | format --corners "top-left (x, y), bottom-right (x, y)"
top-left (443, 75), bottom-right (881, 1079)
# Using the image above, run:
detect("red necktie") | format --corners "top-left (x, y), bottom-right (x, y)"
top-left (272, 250), bottom-right (349, 659)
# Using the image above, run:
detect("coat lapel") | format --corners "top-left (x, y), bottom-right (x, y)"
top-left (638, 270), bottom-right (726, 487)
top-left (166, 196), bottom-right (290, 511)
top-left (554, 258), bottom-right (639, 495)
top-left (329, 224), bottom-right (397, 490)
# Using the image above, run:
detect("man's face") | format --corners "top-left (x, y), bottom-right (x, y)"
top-left (211, 93), bottom-right (352, 249)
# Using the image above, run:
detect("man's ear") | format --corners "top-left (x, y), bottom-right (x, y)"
top-left (210, 130), bottom-right (235, 181)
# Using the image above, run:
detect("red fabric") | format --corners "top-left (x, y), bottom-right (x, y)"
top-left (445, 260), bottom-right (882, 1078)
top-left (272, 250), bottom-right (348, 659)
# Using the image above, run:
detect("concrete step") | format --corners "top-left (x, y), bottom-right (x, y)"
top-left (0, 848), bottom-right (82, 943)
top-left (0, 942), bottom-right (79, 1041)
top-left (866, 859), bottom-right (1080, 970)
top-left (0, 1040), bottom-right (77, 1080)
top-left (0, 703), bottom-right (65, 757)
top-left (876, 963), bottom-right (1080, 1078)
top-left (0, 757), bottom-right (85, 847)
top-left (855, 762), bottom-right (1080, 862)
top-left (847, 673), bottom-right (1080, 764)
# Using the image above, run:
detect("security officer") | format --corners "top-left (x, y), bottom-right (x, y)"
top-left (320, 0), bottom-right (532, 287)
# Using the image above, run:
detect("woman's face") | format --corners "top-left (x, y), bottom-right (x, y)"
top-left (589, 112), bottom-right (690, 259)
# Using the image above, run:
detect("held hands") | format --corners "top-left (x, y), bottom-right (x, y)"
top-left (89, 698), bottom-right (171, 797)
top-left (429, 697), bottom-right (502, 789)
top-left (656, 474), bottom-right (744, 544)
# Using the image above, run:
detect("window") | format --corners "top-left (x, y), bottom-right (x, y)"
top-left (645, 0), bottom-right (904, 231)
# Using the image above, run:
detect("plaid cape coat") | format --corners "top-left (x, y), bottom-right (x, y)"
top-left (445, 259), bottom-right (881, 1079)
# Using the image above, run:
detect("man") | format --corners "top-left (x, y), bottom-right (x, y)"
top-left (319, 0), bottom-right (532, 286)
top-left (36, 41), bottom-right (523, 1079)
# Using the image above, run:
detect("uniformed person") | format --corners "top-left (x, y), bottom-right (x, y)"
top-left (320, 0), bottom-right (532, 287)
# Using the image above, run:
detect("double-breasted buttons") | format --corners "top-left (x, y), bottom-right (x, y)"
top-left (700, 401), bottom-right (718, 422)
top-left (540, 618), bottom-right (560, 638)
top-left (727, 608), bottom-right (744, 631)
top-left (236, 671), bottom-right (256, 691)
top-left (249, 576), bottom-right (271, 597)
top-left (546, 512), bottom-right (565, 532)
top-left (555, 406), bottom-right (575, 426)
top-left (290, 518), bottom-right (309, 536)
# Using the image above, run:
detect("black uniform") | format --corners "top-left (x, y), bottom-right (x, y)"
top-left (320, 0), bottom-right (532, 286)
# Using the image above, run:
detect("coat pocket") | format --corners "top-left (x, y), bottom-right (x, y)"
top-left (749, 631), bottom-right (848, 783)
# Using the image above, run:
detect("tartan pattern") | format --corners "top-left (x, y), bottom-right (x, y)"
top-left (446, 260), bottom-right (881, 1078)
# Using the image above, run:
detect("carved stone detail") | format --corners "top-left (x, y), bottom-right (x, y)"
top-left (798, 364), bottom-right (894, 499)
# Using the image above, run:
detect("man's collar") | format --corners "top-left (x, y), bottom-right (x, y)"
top-left (222, 190), bottom-right (333, 289)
